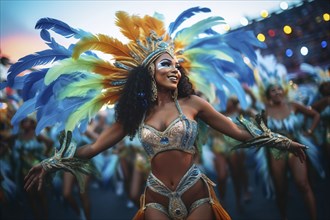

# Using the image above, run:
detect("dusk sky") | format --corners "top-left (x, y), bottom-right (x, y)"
top-left (1, 0), bottom-right (303, 61)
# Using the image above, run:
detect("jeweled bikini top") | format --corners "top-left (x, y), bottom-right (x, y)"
top-left (138, 99), bottom-right (198, 160)
top-left (267, 111), bottom-right (300, 135)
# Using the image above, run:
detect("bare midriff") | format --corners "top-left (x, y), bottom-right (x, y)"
top-left (145, 150), bottom-right (209, 209)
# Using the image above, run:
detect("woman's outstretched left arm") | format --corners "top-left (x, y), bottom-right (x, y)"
top-left (189, 95), bottom-right (307, 162)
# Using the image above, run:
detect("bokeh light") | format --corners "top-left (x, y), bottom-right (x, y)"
top-left (283, 25), bottom-right (292, 34)
top-left (222, 24), bottom-right (231, 31)
top-left (257, 33), bottom-right (266, 42)
top-left (280, 1), bottom-right (289, 10)
top-left (240, 17), bottom-right (249, 26)
top-left (286, 49), bottom-right (293, 57)
top-left (321, 40), bottom-right (327, 48)
top-left (300, 46), bottom-right (308, 56)
top-left (268, 29), bottom-right (276, 37)
top-left (260, 10), bottom-right (269, 18)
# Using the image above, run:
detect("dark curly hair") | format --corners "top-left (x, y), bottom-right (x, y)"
top-left (115, 65), bottom-right (195, 138)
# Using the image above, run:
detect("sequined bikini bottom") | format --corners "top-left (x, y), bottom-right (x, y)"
top-left (144, 164), bottom-right (210, 220)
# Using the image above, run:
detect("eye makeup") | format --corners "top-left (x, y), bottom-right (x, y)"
top-left (156, 59), bottom-right (180, 70)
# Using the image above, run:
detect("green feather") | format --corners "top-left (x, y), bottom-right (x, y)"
top-left (189, 72), bottom-right (216, 103)
top-left (45, 56), bottom-right (101, 85)
top-left (65, 97), bottom-right (104, 131)
top-left (58, 75), bottom-right (103, 99)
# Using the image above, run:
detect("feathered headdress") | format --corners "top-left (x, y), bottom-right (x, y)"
top-left (2, 7), bottom-right (264, 134)
top-left (252, 50), bottom-right (290, 104)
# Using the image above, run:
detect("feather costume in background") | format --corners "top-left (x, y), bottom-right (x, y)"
top-left (290, 63), bottom-right (329, 106)
top-left (292, 63), bottom-right (330, 153)
top-left (250, 52), bottom-right (326, 199)
top-left (2, 7), bottom-right (265, 136)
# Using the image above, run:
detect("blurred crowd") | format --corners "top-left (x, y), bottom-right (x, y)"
top-left (1, 51), bottom-right (329, 220)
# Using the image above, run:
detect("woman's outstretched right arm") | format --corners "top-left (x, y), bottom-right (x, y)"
top-left (77, 122), bottom-right (126, 159)
top-left (24, 121), bottom-right (127, 192)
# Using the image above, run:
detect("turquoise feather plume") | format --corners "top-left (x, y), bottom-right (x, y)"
top-left (168, 6), bottom-right (211, 35)
top-left (174, 16), bottom-right (225, 46)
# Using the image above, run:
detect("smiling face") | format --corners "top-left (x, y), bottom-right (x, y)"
top-left (266, 84), bottom-right (284, 103)
top-left (153, 53), bottom-right (181, 91)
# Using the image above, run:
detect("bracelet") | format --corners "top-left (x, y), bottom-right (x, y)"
top-left (40, 130), bottom-right (98, 193)
top-left (232, 112), bottom-right (294, 152)
top-left (283, 138), bottom-right (292, 150)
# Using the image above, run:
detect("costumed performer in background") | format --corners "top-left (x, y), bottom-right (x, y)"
top-left (252, 51), bottom-right (323, 220)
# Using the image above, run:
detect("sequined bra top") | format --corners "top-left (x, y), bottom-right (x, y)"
top-left (267, 111), bottom-right (301, 135)
top-left (138, 99), bottom-right (198, 160)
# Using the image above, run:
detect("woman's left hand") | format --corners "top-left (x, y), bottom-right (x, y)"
top-left (24, 163), bottom-right (48, 192)
top-left (288, 141), bottom-right (308, 163)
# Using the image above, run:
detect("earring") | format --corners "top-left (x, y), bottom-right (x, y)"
top-left (151, 78), bottom-right (158, 101)
top-left (172, 88), bottom-right (178, 100)
top-left (148, 64), bottom-right (157, 102)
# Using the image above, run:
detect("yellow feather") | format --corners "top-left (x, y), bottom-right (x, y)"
top-left (45, 57), bottom-right (123, 85)
top-left (102, 89), bottom-right (122, 105)
top-left (115, 11), bottom-right (140, 42)
top-left (94, 64), bottom-right (127, 76)
top-left (131, 15), bottom-right (146, 36)
top-left (73, 34), bottom-right (131, 60)
top-left (144, 15), bottom-right (166, 37)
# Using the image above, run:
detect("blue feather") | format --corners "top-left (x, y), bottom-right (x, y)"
top-left (185, 34), bottom-right (225, 50)
top-left (35, 96), bottom-right (61, 134)
top-left (52, 73), bottom-right (88, 97)
top-left (34, 73), bottom-right (99, 133)
top-left (215, 89), bottom-right (227, 111)
top-left (40, 29), bottom-right (73, 54)
top-left (297, 133), bottom-right (326, 178)
top-left (222, 30), bottom-right (266, 65)
top-left (191, 51), bottom-right (254, 85)
top-left (7, 50), bottom-right (69, 86)
top-left (187, 33), bottom-right (262, 85)
top-left (11, 97), bottom-right (37, 129)
top-left (0, 82), bottom-right (7, 89)
top-left (36, 95), bottom-right (95, 134)
top-left (168, 7), bottom-right (211, 35)
top-left (25, 79), bottom-right (45, 101)
top-left (35, 82), bottom-right (55, 108)
top-left (35, 17), bottom-right (91, 39)
top-left (214, 68), bottom-right (248, 110)
top-left (204, 28), bottom-right (218, 35)
top-left (77, 119), bottom-right (89, 134)
top-left (21, 69), bottom-right (48, 101)
top-left (11, 74), bottom-right (29, 90)
top-left (191, 54), bottom-right (248, 110)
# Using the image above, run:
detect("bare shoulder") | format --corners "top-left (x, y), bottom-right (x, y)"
top-left (180, 95), bottom-right (209, 108)
top-left (290, 101), bottom-right (304, 109)
top-left (177, 95), bottom-right (211, 118)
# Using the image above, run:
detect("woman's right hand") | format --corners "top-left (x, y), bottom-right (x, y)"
top-left (288, 141), bottom-right (308, 163)
top-left (24, 163), bottom-right (48, 192)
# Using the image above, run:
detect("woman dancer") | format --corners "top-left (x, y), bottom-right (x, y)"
top-left (12, 117), bottom-right (53, 220)
top-left (252, 52), bottom-right (322, 220)
top-left (211, 97), bottom-right (252, 213)
top-left (4, 7), bottom-right (307, 220)
top-left (263, 84), bottom-right (320, 220)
